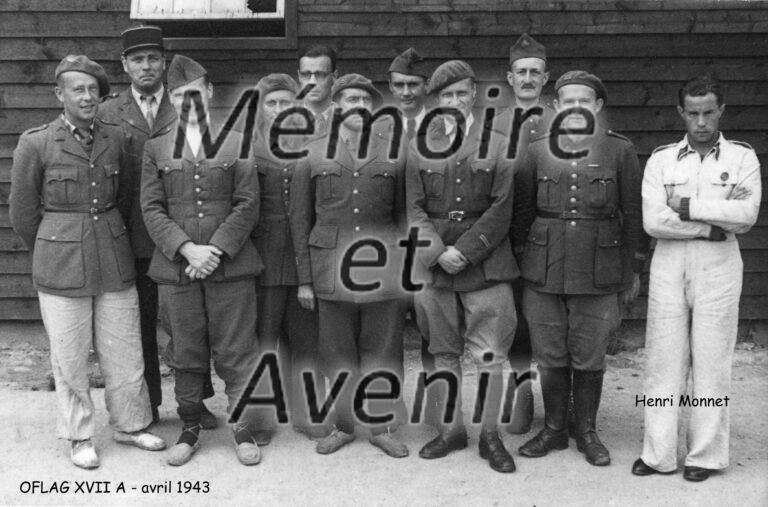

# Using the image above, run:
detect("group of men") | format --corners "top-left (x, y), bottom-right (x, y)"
top-left (8, 26), bottom-right (760, 483)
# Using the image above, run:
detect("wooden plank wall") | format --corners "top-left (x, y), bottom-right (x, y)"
top-left (0, 0), bottom-right (766, 320)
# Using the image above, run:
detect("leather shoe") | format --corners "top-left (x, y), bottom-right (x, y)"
top-left (683, 466), bottom-right (713, 482)
top-left (370, 432), bottom-right (409, 458)
top-left (519, 427), bottom-right (568, 457)
top-left (576, 432), bottom-right (610, 466)
top-left (631, 458), bottom-right (668, 476)
top-left (71, 440), bottom-right (99, 469)
top-left (418, 430), bottom-right (468, 459)
top-left (114, 430), bottom-right (166, 451)
top-left (316, 428), bottom-right (355, 455)
top-left (232, 423), bottom-right (261, 465)
top-left (479, 430), bottom-right (516, 473)
top-left (200, 403), bottom-right (218, 430)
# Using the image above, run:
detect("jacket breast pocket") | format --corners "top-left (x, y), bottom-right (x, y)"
top-left (705, 166), bottom-right (739, 199)
top-left (157, 159), bottom-right (185, 197)
top-left (594, 221), bottom-right (623, 287)
top-left (44, 165), bottom-right (80, 205)
top-left (106, 213), bottom-right (136, 283)
top-left (209, 158), bottom-right (236, 194)
top-left (587, 166), bottom-right (618, 208)
top-left (370, 163), bottom-right (396, 205)
top-left (662, 171), bottom-right (689, 199)
top-left (102, 164), bottom-right (120, 200)
top-left (470, 159), bottom-right (495, 199)
top-left (311, 163), bottom-right (343, 202)
top-left (32, 218), bottom-right (85, 290)
top-left (521, 220), bottom-right (548, 285)
top-left (536, 170), bottom-right (560, 208)
top-left (419, 164), bottom-right (445, 200)
top-left (308, 224), bottom-right (338, 294)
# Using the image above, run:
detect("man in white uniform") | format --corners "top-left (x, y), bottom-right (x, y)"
top-left (635, 74), bottom-right (761, 482)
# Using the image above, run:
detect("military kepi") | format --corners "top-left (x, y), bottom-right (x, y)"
top-left (167, 54), bottom-right (207, 91)
top-left (555, 70), bottom-right (608, 102)
top-left (427, 60), bottom-right (475, 95)
top-left (509, 33), bottom-right (546, 65)
top-left (389, 48), bottom-right (428, 79)
top-left (121, 25), bottom-right (164, 56)
top-left (55, 55), bottom-right (110, 98)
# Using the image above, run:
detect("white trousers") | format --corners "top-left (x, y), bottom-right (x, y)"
top-left (641, 239), bottom-right (742, 471)
top-left (38, 287), bottom-right (152, 440)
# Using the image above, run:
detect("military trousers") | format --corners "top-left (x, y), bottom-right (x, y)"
top-left (317, 298), bottom-right (407, 435)
top-left (159, 278), bottom-right (258, 421)
top-left (38, 287), bottom-right (152, 440)
top-left (523, 288), bottom-right (620, 371)
top-left (641, 239), bottom-right (742, 472)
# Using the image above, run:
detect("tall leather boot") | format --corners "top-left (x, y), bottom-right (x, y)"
top-left (479, 366), bottom-right (516, 473)
top-left (573, 369), bottom-right (610, 466)
top-left (567, 387), bottom-right (577, 438)
top-left (507, 380), bottom-right (534, 434)
top-left (419, 354), bottom-right (468, 459)
top-left (518, 367), bottom-right (570, 457)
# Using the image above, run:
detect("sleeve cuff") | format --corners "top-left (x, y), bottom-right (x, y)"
top-left (679, 197), bottom-right (691, 221)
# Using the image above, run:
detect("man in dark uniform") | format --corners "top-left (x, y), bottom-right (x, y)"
top-left (10, 55), bottom-right (165, 469)
top-left (290, 74), bottom-right (409, 458)
top-left (513, 71), bottom-right (647, 466)
top-left (99, 26), bottom-right (217, 427)
top-left (407, 60), bottom-right (518, 473)
top-left (141, 55), bottom-right (262, 466)
top-left (497, 33), bottom-right (554, 435)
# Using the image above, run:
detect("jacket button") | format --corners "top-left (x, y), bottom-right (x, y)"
top-left (569, 197), bottom-right (576, 203)
top-left (456, 197), bottom-right (462, 202)
top-left (195, 187), bottom-right (201, 193)
top-left (198, 213), bottom-right (204, 218)
top-left (571, 161), bottom-right (577, 167)
top-left (194, 174), bottom-right (200, 180)
top-left (195, 163), bottom-right (199, 168)
top-left (353, 208), bottom-right (359, 213)
top-left (90, 164), bottom-right (95, 168)
top-left (197, 200), bottom-right (202, 206)
top-left (570, 185), bottom-right (577, 191)
top-left (322, 171), bottom-right (327, 175)
top-left (51, 235), bottom-right (56, 240)
top-left (283, 168), bottom-right (288, 172)
top-left (571, 173), bottom-right (577, 179)
top-left (91, 181), bottom-right (97, 186)
top-left (355, 226), bottom-right (360, 232)
top-left (93, 216), bottom-right (99, 221)
top-left (353, 172), bottom-right (359, 177)
top-left (352, 189), bottom-right (359, 194)
top-left (456, 178), bottom-right (461, 184)
top-left (569, 221), bottom-right (576, 227)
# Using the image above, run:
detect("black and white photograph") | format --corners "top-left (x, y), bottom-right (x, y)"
top-left (0, 0), bottom-right (766, 505)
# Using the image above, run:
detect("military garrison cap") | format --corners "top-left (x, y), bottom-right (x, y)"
top-left (427, 60), bottom-right (475, 95)
top-left (257, 73), bottom-right (299, 96)
top-left (509, 33), bottom-right (546, 66)
top-left (167, 54), bottom-right (207, 91)
top-left (121, 25), bottom-right (164, 56)
top-left (331, 73), bottom-right (383, 108)
top-left (388, 48), bottom-right (429, 79)
top-left (55, 55), bottom-right (110, 98)
top-left (555, 70), bottom-right (608, 102)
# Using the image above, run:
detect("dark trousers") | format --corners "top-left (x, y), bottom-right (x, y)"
top-left (507, 278), bottom-right (532, 374)
top-left (160, 278), bottom-right (259, 423)
top-left (256, 284), bottom-right (325, 433)
top-left (135, 258), bottom-right (161, 408)
top-left (317, 298), bottom-right (407, 435)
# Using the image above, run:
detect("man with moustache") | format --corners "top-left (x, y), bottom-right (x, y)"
top-left (513, 71), bottom-right (647, 467)
top-left (100, 26), bottom-right (218, 428)
top-left (634, 74), bottom-right (760, 482)
top-left (10, 55), bottom-right (165, 469)
top-left (141, 55), bottom-right (262, 466)
top-left (407, 60), bottom-right (518, 473)
top-left (297, 45), bottom-right (338, 136)
top-left (290, 74), bottom-right (409, 458)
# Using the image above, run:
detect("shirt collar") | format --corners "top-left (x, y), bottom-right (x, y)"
top-left (131, 85), bottom-right (164, 106)
top-left (678, 132), bottom-right (723, 161)
top-left (444, 113), bottom-right (474, 137)
top-left (61, 114), bottom-right (93, 137)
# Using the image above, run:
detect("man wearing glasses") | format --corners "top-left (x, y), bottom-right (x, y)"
top-left (297, 45), bottom-right (338, 137)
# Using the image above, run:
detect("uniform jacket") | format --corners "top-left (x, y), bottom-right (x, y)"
top-left (251, 129), bottom-right (300, 287)
top-left (495, 102), bottom-right (556, 166)
top-left (406, 115), bottom-right (518, 292)
top-left (99, 87), bottom-right (176, 258)
top-left (642, 133), bottom-right (761, 240)
top-left (9, 116), bottom-right (136, 296)
top-left (290, 129), bottom-right (407, 303)
top-left (141, 122), bottom-right (262, 285)
top-left (512, 127), bottom-right (648, 295)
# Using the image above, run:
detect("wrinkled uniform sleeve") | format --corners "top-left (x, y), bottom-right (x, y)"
top-left (140, 142), bottom-right (192, 260)
top-left (618, 142), bottom-right (650, 273)
top-left (510, 144), bottom-right (537, 249)
top-left (289, 153), bottom-right (314, 285)
top-left (209, 156), bottom-right (259, 258)
top-left (642, 151), bottom-right (712, 240)
top-left (9, 134), bottom-right (44, 251)
top-left (405, 144), bottom-right (445, 267)
top-left (453, 139), bottom-right (514, 265)
top-left (688, 148), bottom-right (761, 234)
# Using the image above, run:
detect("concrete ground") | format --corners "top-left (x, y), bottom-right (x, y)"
top-left (0, 323), bottom-right (766, 506)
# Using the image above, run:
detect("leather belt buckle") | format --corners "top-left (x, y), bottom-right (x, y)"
top-left (448, 210), bottom-right (465, 222)
top-left (89, 207), bottom-right (98, 214)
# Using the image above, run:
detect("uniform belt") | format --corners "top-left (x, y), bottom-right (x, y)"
top-left (427, 210), bottom-right (483, 222)
top-left (45, 204), bottom-right (116, 215)
top-left (537, 210), bottom-right (616, 220)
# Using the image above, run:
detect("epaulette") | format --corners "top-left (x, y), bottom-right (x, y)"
top-left (651, 143), bottom-right (677, 155)
top-left (22, 124), bottom-right (48, 135)
top-left (730, 140), bottom-right (754, 151)
top-left (96, 117), bottom-right (119, 127)
top-left (100, 92), bottom-right (119, 103)
top-left (606, 129), bottom-right (630, 142)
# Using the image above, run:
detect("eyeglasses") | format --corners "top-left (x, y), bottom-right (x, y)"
top-left (298, 70), bottom-right (331, 81)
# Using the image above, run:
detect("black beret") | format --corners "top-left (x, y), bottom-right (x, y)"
top-left (555, 70), bottom-right (608, 102)
top-left (427, 60), bottom-right (475, 95)
top-left (55, 55), bottom-right (110, 98)
top-left (331, 73), bottom-right (383, 108)
top-left (256, 73), bottom-right (299, 96)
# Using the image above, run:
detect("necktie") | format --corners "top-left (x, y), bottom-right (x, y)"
top-left (142, 95), bottom-right (156, 129)
top-left (406, 118), bottom-right (416, 141)
top-left (74, 127), bottom-right (93, 154)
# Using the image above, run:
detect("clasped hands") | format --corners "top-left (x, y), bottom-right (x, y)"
top-left (180, 242), bottom-right (223, 280)
top-left (438, 246), bottom-right (468, 275)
